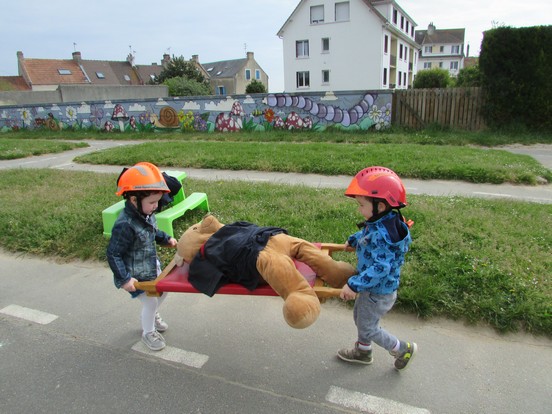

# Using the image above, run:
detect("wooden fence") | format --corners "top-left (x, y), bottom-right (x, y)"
top-left (392, 87), bottom-right (485, 130)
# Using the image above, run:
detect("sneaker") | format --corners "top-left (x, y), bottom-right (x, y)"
top-left (142, 330), bottom-right (166, 351)
top-left (154, 313), bottom-right (168, 333)
top-left (392, 341), bottom-right (417, 370)
top-left (337, 343), bottom-right (373, 365)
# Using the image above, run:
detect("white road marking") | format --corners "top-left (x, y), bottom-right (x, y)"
top-left (326, 386), bottom-right (430, 414)
top-left (132, 342), bottom-right (209, 368)
top-left (0, 304), bottom-right (58, 325)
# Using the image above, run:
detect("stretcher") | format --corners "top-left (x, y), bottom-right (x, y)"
top-left (134, 243), bottom-right (351, 299)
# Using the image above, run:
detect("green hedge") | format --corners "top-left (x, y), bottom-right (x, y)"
top-left (480, 26), bottom-right (552, 131)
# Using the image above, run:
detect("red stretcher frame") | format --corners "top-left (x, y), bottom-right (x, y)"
top-left (134, 243), bottom-right (350, 299)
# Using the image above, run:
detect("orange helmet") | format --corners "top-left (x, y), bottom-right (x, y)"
top-left (116, 162), bottom-right (170, 196)
top-left (345, 166), bottom-right (407, 208)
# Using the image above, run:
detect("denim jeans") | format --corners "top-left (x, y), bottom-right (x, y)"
top-left (354, 290), bottom-right (398, 351)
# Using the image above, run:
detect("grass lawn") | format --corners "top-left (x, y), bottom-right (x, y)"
top-left (0, 130), bottom-right (550, 336)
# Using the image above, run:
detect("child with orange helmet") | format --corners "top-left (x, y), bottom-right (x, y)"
top-left (337, 166), bottom-right (417, 370)
top-left (107, 162), bottom-right (177, 351)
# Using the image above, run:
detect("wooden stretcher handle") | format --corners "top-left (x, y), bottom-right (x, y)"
top-left (134, 258), bottom-right (177, 296)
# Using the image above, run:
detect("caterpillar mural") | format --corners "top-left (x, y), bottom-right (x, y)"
top-left (266, 93), bottom-right (377, 128)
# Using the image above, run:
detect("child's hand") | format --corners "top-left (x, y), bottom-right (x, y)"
top-left (340, 284), bottom-right (357, 301)
top-left (166, 237), bottom-right (177, 248)
top-left (122, 277), bottom-right (138, 292)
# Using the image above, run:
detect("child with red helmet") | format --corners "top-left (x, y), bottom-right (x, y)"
top-left (107, 162), bottom-right (177, 351)
top-left (337, 166), bottom-right (417, 370)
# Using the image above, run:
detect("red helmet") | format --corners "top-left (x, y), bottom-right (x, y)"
top-left (345, 166), bottom-right (407, 208)
top-left (116, 162), bottom-right (170, 196)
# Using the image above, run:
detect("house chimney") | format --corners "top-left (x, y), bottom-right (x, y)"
top-left (427, 22), bottom-right (435, 35)
top-left (162, 53), bottom-right (171, 68)
top-left (246, 51), bottom-right (254, 60)
top-left (72, 51), bottom-right (82, 62)
top-left (191, 54), bottom-right (199, 62)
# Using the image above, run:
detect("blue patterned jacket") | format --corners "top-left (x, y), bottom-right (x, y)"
top-left (347, 210), bottom-right (412, 294)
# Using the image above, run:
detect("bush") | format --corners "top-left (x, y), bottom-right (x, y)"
top-left (413, 68), bottom-right (452, 88)
top-left (456, 65), bottom-right (481, 87)
top-left (163, 77), bottom-right (212, 97)
top-left (245, 79), bottom-right (267, 93)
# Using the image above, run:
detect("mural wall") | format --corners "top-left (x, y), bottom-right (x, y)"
top-left (0, 91), bottom-right (393, 133)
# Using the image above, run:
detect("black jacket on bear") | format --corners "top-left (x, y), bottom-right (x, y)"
top-left (188, 221), bottom-right (287, 296)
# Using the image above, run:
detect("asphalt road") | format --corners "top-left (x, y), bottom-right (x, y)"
top-left (1, 251), bottom-right (551, 414)
top-left (1, 140), bottom-right (551, 413)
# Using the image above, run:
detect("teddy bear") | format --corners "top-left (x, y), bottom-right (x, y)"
top-left (174, 214), bottom-right (356, 329)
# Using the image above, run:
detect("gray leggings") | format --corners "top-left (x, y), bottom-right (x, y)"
top-left (354, 291), bottom-right (398, 351)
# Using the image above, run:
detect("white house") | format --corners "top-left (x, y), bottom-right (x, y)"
top-left (415, 23), bottom-right (465, 77)
top-left (277, 0), bottom-right (419, 92)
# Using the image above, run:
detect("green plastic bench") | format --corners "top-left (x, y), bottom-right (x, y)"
top-left (102, 170), bottom-right (209, 238)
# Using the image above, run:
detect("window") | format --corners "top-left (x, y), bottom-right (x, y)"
top-left (399, 44), bottom-right (403, 60)
top-left (398, 71), bottom-right (402, 86)
top-left (383, 68), bottom-right (387, 86)
top-left (439, 62), bottom-right (443, 68)
top-left (335, 2), bottom-right (349, 22)
top-left (450, 61), bottom-right (459, 70)
top-left (95, 72), bottom-right (105, 79)
top-left (406, 21), bottom-right (409, 33)
top-left (322, 70), bottom-right (330, 84)
top-left (58, 69), bottom-right (72, 75)
top-left (217, 86), bottom-right (226, 95)
top-left (384, 35), bottom-right (388, 54)
top-left (322, 37), bottom-right (330, 53)
top-left (424, 62), bottom-right (432, 69)
top-left (296, 40), bottom-right (309, 58)
top-left (245, 69), bottom-right (251, 80)
top-left (411, 26), bottom-right (414, 37)
top-left (400, 16), bottom-right (404, 30)
top-left (424, 46), bottom-right (432, 54)
top-left (310, 5), bottom-right (324, 24)
top-left (255, 69), bottom-right (260, 80)
top-left (403, 72), bottom-right (407, 86)
top-left (392, 8), bottom-right (397, 24)
top-left (440, 46), bottom-right (444, 52)
top-left (451, 45), bottom-right (460, 54)
top-left (296, 71), bottom-right (310, 88)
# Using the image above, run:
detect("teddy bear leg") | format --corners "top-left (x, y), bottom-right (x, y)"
top-left (288, 237), bottom-right (356, 288)
top-left (257, 249), bottom-right (320, 329)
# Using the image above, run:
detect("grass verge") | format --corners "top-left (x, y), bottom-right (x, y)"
top-left (0, 138), bottom-right (88, 160)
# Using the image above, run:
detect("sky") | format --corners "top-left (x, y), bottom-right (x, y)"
top-left (1, 0), bottom-right (550, 92)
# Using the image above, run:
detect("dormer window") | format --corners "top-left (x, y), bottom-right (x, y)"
top-left (58, 69), bottom-right (72, 75)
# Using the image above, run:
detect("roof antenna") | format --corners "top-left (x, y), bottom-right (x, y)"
top-left (73, 42), bottom-right (77, 52)
top-left (244, 43), bottom-right (247, 54)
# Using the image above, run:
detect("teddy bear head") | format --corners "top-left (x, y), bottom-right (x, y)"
top-left (175, 214), bottom-right (224, 265)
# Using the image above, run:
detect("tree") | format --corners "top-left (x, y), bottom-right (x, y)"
top-left (151, 55), bottom-right (211, 88)
top-left (413, 68), bottom-right (452, 89)
top-left (151, 55), bottom-right (212, 96)
top-left (456, 65), bottom-right (481, 87)
top-left (245, 79), bottom-right (267, 93)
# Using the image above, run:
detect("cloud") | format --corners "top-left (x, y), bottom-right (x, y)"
top-left (204, 97), bottom-right (235, 111)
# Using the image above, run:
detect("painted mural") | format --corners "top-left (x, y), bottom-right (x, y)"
top-left (0, 91), bottom-right (393, 133)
